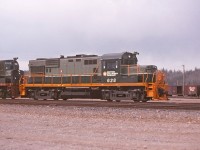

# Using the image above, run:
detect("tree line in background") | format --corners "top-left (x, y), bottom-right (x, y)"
top-left (162, 68), bottom-right (200, 86)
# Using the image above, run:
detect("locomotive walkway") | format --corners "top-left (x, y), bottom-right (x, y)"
top-left (1, 98), bottom-right (200, 111)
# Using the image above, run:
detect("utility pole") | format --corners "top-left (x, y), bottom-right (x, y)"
top-left (182, 65), bottom-right (185, 97)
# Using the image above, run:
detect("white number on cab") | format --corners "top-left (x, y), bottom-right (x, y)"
top-left (107, 78), bottom-right (116, 83)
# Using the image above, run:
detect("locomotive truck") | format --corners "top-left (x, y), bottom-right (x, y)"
top-left (19, 51), bottom-right (168, 102)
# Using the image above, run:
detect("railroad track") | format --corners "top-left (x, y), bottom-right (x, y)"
top-left (0, 99), bottom-right (200, 110)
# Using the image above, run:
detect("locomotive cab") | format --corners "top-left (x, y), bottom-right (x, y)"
top-left (101, 52), bottom-right (139, 83)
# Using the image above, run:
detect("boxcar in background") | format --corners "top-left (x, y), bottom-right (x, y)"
top-left (168, 86), bottom-right (177, 96)
top-left (184, 85), bottom-right (200, 97)
top-left (168, 85), bottom-right (200, 97)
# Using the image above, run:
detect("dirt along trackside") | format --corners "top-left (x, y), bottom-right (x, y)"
top-left (1, 98), bottom-right (200, 110)
top-left (0, 100), bottom-right (200, 150)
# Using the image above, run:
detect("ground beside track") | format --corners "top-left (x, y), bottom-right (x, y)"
top-left (0, 98), bottom-right (200, 110)
top-left (0, 98), bottom-right (200, 150)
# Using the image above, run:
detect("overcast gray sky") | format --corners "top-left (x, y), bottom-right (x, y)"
top-left (0, 0), bottom-right (199, 70)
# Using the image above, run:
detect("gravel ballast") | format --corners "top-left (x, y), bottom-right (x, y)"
top-left (0, 104), bottom-right (200, 150)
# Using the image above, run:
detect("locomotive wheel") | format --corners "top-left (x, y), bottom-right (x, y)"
top-left (140, 92), bottom-right (149, 102)
top-left (133, 99), bottom-right (140, 102)
top-left (107, 99), bottom-right (113, 102)
top-left (30, 92), bottom-right (38, 100)
top-left (140, 94), bottom-right (146, 102)
top-left (53, 96), bottom-right (59, 100)
top-left (141, 99), bottom-right (148, 102)
top-left (33, 97), bottom-right (38, 100)
top-left (2, 91), bottom-right (7, 99)
top-left (133, 92), bottom-right (141, 102)
top-left (53, 91), bottom-right (59, 100)
top-left (1, 92), bottom-right (6, 99)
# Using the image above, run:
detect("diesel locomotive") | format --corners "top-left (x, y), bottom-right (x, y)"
top-left (19, 51), bottom-right (168, 101)
top-left (0, 58), bottom-right (23, 98)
